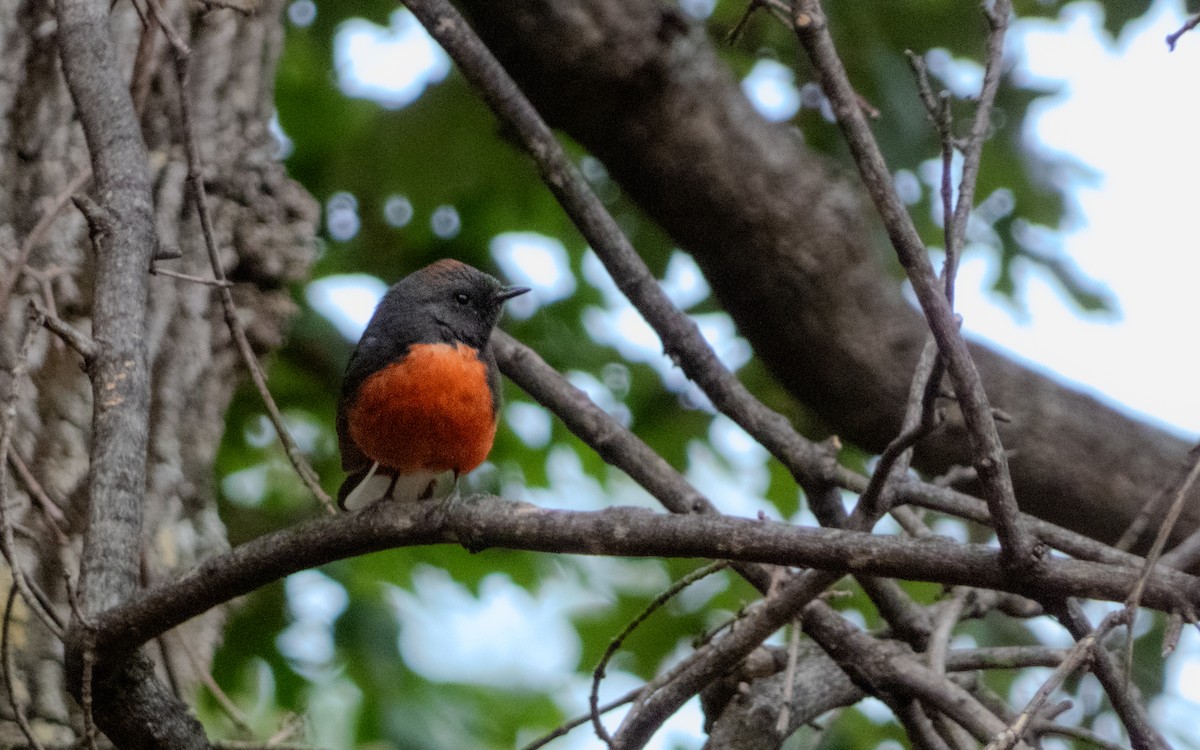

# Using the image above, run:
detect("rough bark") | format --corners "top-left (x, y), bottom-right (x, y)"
top-left (0, 0), bottom-right (317, 745)
top-left (456, 0), bottom-right (1197, 548)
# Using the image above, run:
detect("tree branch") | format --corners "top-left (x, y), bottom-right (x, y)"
top-left (498, 309), bottom-right (1190, 743)
top-left (706, 641), bottom-right (1068, 746)
top-left (57, 0), bottom-right (154, 619)
top-left (35, 303), bottom-right (98, 364)
top-left (452, 0), bottom-right (1200, 554)
top-left (87, 495), bottom-right (1200, 668)
top-left (400, 12), bottom-right (951, 729)
top-left (791, 0), bottom-right (1031, 569)
top-left (154, 10), bottom-right (334, 514)
top-left (54, 0), bottom-right (210, 746)
top-left (403, 0), bottom-right (840, 504)
top-left (1055, 600), bottom-right (1168, 750)
top-left (801, 604), bottom-right (1009, 743)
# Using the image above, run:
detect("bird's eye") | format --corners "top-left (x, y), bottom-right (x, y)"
top-left (454, 292), bottom-right (470, 305)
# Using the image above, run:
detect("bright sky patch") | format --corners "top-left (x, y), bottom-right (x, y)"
top-left (334, 9), bottom-right (451, 109)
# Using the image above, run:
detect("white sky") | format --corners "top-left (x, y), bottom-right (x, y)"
top-left (961, 0), bottom-right (1200, 436)
top-left (295, 1), bottom-right (1200, 747)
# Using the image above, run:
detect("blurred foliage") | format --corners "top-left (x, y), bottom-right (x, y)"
top-left (207, 1), bottom-right (1167, 748)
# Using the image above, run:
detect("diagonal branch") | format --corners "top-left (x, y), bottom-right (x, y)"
top-left (945, 0), bottom-right (1011, 296)
top-left (790, 0), bottom-right (1033, 569)
top-left (494, 331), bottom-right (773, 594)
top-left (454, 0), bottom-right (1200, 553)
top-left (1055, 600), bottom-right (1168, 750)
top-left (150, 4), bottom-right (334, 514)
top-left (402, 0), bottom-right (839, 503)
top-left (802, 604), bottom-right (1009, 743)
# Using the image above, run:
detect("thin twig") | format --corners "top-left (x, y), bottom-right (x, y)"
top-left (2, 587), bottom-right (46, 750)
top-left (22, 265), bottom-right (69, 335)
top-left (264, 718), bottom-right (306, 747)
top-left (1159, 524), bottom-right (1200, 570)
top-left (519, 688), bottom-right (641, 750)
top-left (791, 0), bottom-right (1034, 569)
top-left (1166, 14), bottom-right (1200, 50)
top-left (151, 6), bottom-right (333, 513)
top-left (1118, 441), bottom-right (1200, 686)
top-left (7, 448), bottom-right (69, 544)
top-left (774, 619), bottom-right (801, 734)
top-left (130, 1), bottom-right (163, 114)
top-left (944, 0), bottom-right (1011, 302)
top-left (127, 0), bottom-right (151, 29)
top-left (896, 699), bottom-right (954, 750)
top-left (983, 609), bottom-right (1122, 750)
top-left (0, 169), bottom-right (92, 315)
top-left (34, 302), bottom-right (98, 363)
top-left (80, 646), bottom-right (99, 750)
top-left (1163, 611), bottom-right (1184, 657)
top-left (842, 337), bottom-right (943, 651)
top-left (891, 505), bottom-right (932, 538)
top-left (927, 588), bottom-right (969, 675)
top-left (143, 0), bottom-right (189, 52)
top-left (1116, 442), bottom-right (1199, 552)
top-left (933, 711), bottom-right (979, 750)
top-left (725, 0), bottom-right (764, 43)
top-left (1032, 722), bottom-right (1127, 750)
top-left (60, 573), bottom-right (99, 750)
top-left (906, 51), bottom-right (959, 304)
top-left (150, 265), bottom-right (234, 288)
top-left (1155, 448), bottom-right (1200, 571)
top-left (857, 339), bottom-right (944, 517)
top-left (1057, 600), bottom-right (1168, 750)
top-left (728, 0), bottom-right (810, 37)
top-left (11, 570), bottom-right (62, 637)
top-left (176, 632), bottom-right (255, 734)
top-left (590, 561), bottom-right (729, 747)
top-left (0, 305), bottom-right (66, 638)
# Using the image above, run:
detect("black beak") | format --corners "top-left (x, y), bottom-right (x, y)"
top-left (495, 285), bottom-right (531, 303)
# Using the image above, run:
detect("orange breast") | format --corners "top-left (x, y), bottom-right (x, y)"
top-left (347, 342), bottom-right (498, 474)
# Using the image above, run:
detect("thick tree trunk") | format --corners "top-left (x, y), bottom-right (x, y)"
top-left (457, 0), bottom-right (1198, 548)
top-left (0, 0), bottom-right (316, 745)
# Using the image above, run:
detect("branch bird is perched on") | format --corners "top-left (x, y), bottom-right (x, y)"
top-left (336, 259), bottom-right (529, 510)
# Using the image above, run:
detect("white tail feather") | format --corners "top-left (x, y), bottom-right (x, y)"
top-left (342, 463), bottom-right (449, 511)
top-left (341, 462), bottom-right (381, 511)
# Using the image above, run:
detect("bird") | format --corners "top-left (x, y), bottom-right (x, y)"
top-left (335, 259), bottom-right (529, 511)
